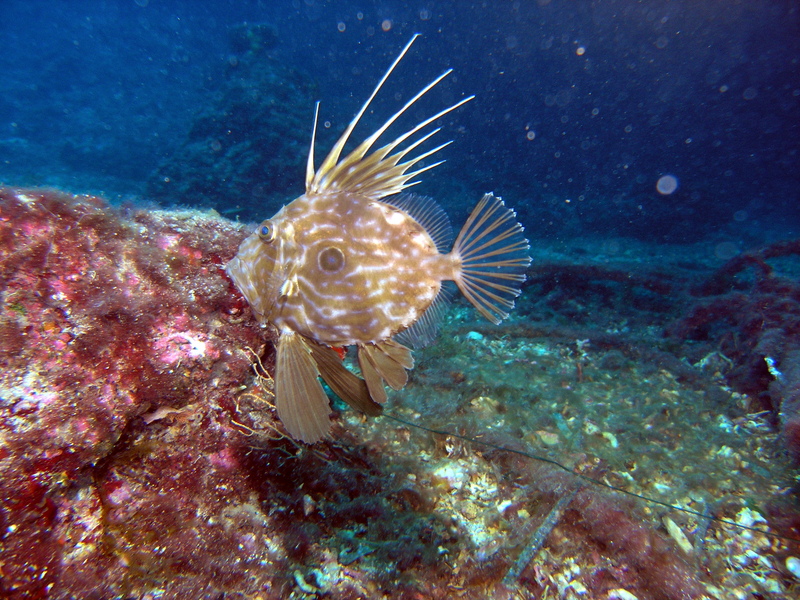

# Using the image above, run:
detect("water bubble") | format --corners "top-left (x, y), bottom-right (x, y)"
top-left (323, 121), bottom-right (331, 128)
top-left (715, 242), bottom-right (738, 260)
top-left (356, 12), bottom-right (363, 20)
top-left (655, 36), bottom-right (668, 49)
top-left (576, 46), bottom-right (586, 56)
top-left (337, 21), bottom-right (346, 32)
top-left (743, 87), bottom-right (758, 100)
top-left (419, 9), bottom-right (431, 21)
top-left (624, 124), bottom-right (633, 133)
top-left (526, 130), bottom-right (536, 141)
top-left (605, 240), bottom-right (621, 255)
top-left (719, 85), bottom-right (729, 93)
top-left (209, 139), bottom-right (222, 152)
top-left (381, 19), bottom-right (392, 31)
top-left (591, 107), bottom-right (599, 116)
top-left (656, 174), bottom-right (679, 195)
top-left (733, 210), bottom-right (748, 222)
top-left (134, 0), bottom-right (148, 6)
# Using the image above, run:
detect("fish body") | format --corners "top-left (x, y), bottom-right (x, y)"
top-left (227, 36), bottom-right (531, 442)
top-left (232, 191), bottom-right (448, 346)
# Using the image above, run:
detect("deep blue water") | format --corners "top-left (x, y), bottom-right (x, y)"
top-left (0, 0), bottom-right (797, 244)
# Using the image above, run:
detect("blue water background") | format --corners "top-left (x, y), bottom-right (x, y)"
top-left (0, 0), bottom-right (797, 244)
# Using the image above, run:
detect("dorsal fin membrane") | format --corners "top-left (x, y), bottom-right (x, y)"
top-left (383, 193), bottom-right (453, 252)
top-left (305, 35), bottom-right (473, 199)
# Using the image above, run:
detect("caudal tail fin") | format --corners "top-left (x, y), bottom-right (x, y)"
top-left (452, 193), bottom-right (531, 324)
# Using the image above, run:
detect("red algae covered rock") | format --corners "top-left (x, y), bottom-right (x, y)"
top-left (0, 187), bottom-right (472, 600)
top-left (2, 187), bottom-right (796, 599)
top-left (0, 187), bottom-right (263, 598)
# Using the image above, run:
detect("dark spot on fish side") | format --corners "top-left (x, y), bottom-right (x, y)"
top-left (318, 246), bottom-right (345, 273)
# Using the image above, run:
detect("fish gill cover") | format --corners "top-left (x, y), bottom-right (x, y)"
top-left (0, 1), bottom-right (799, 599)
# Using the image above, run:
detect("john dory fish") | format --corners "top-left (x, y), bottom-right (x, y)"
top-left (227, 36), bottom-right (531, 442)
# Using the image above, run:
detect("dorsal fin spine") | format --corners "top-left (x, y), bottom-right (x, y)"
top-left (305, 102), bottom-right (321, 192)
top-left (313, 34), bottom-right (420, 190)
top-left (324, 68), bottom-right (455, 179)
top-left (307, 34), bottom-right (473, 198)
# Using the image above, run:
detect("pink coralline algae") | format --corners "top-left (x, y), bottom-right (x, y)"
top-left (0, 188), bottom-right (466, 600)
top-left (0, 188), bottom-right (265, 598)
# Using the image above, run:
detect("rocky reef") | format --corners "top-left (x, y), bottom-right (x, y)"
top-left (1, 188), bottom-right (799, 599)
top-left (146, 23), bottom-right (314, 222)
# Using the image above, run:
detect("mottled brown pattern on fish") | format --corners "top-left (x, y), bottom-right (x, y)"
top-left (277, 192), bottom-right (450, 345)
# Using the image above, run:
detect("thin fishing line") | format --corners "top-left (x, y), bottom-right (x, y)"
top-left (384, 413), bottom-right (800, 544)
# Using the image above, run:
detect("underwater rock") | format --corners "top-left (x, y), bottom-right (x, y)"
top-left (147, 25), bottom-right (314, 221)
top-left (1, 187), bottom-right (795, 599)
top-left (668, 239), bottom-right (800, 462)
top-left (0, 187), bottom-right (467, 599)
top-left (0, 187), bottom-right (264, 597)
top-left (228, 21), bottom-right (279, 55)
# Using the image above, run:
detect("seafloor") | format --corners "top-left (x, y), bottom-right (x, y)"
top-left (1, 187), bottom-right (799, 599)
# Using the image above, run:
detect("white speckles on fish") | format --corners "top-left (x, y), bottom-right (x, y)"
top-left (226, 35), bottom-right (531, 443)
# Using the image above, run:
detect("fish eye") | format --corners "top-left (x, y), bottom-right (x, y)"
top-left (258, 220), bottom-right (275, 242)
top-left (318, 246), bottom-right (345, 273)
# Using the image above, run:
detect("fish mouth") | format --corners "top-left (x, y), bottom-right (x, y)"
top-left (226, 233), bottom-right (288, 323)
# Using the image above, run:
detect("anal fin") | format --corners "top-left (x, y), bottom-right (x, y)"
top-left (275, 332), bottom-right (333, 443)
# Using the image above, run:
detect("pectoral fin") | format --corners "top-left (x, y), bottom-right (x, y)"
top-left (275, 331), bottom-right (332, 443)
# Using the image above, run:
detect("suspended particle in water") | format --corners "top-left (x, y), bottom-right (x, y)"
top-left (381, 19), bottom-right (392, 31)
top-left (656, 174), bottom-right (679, 195)
top-left (576, 46), bottom-right (586, 56)
top-left (419, 8), bottom-right (431, 21)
